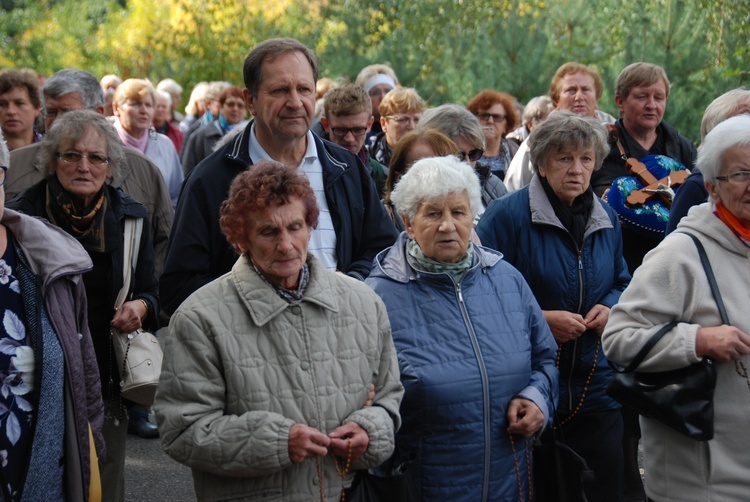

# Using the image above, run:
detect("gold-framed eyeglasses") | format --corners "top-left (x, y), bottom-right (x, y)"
top-left (56, 151), bottom-right (110, 166)
top-left (716, 171), bottom-right (750, 185)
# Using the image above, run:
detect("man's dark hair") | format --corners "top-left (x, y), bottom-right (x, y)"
top-left (243, 38), bottom-right (319, 97)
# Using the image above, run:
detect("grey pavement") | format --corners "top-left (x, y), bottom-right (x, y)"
top-left (125, 429), bottom-right (195, 501)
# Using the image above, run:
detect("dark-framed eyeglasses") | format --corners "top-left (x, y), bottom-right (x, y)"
top-left (456, 148), bottom-right (484, 163)
top-left (477, 112), bottom-right (507, 123)
top-left (330, 126), bottom-right (368, 138)
top-left (0, 166), bottom-right (7, 187)
top-left (45, 105), bottom-right (95, 120)
top-left (716, 171), bottom-right (750, 185)
top-left (56, 151), bottom-right (110, 166)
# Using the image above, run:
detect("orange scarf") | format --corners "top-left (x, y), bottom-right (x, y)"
top-left (715, 202), bottom-right (750, 243)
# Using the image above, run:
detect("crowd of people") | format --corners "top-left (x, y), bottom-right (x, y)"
top-left (1, 35), bottom-right (749, 502)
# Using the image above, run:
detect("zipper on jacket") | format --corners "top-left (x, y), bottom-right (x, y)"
top-left (456, 282), bottom-right (491, 502)
top-left (565, 247), bottom-right (585, 411)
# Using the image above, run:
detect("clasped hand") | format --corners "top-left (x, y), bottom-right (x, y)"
top-left (111, 299), bottom-right (147, 333)
top-left (288, 422), bottom-right (369, 464)
top-left (543, 304), bottom-right (610, 343)
top-left (507, 398), bottom-right (545, 437)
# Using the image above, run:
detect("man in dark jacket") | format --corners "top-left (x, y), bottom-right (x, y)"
top-left (160, 38), bottom-right (397, 315)
top-left (594, 62), bottom-right (697, 272)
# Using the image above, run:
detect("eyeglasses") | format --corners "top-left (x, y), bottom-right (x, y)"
top-left (56, 151), bottom-right (110, 166)
top-left (0, 166), bottom-right (6, 187)
top-left (716, 171), bottom-right (750, 185)
top-left (330, 126), bottom-right (368, 138)
top-left (45, 105), bottom-right (95, 120)
top-left (386, 114), bottom-right (420, 126)
top-left (477, 112), bottom-right (507, 123)
top-left (456, 148), bottom-right (485, 163)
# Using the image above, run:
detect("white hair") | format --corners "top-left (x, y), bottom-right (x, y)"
top-left (391, 155), bottom-right (483, 221)
top-left (697, 114), bottom-right (750, 193)
top-left (155, 89), bottom-right (172, 106)
top-left (157, 78), bottom-right (183, 96)
top-left (700, 88), bottom-right (750, 141)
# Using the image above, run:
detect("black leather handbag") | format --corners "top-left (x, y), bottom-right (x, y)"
top-left (607, 233), bottom-right (723, 441)
top-left (345, 451), bottom-right (418, 502)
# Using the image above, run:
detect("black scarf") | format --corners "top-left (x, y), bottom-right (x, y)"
top-left (44, 176), bottom-right (118, 253)
top-left (540, 176), bottom-right (594, 249)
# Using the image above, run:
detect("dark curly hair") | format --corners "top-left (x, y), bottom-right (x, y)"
top-left (220, 161), bottom-right (319, 254)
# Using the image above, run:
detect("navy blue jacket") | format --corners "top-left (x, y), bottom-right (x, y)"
top-left (366, 234), bottom-right (558, 501)
top-left (159, 124), bottom-right (398, 315)
top-left (476, 176), bottom-right (630, 415)
top-left (666, 170), bottom-right (708, 234)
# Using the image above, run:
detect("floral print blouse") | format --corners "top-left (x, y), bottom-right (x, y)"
top-left (0, 241), bottom-right (34, 500)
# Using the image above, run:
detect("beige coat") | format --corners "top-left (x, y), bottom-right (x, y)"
top-left (603, 202), bottom-right (750, 501)
top-left (155, 255), bottom-right (403, 502)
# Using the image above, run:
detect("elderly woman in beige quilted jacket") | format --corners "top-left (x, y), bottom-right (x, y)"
top-left (155, 161), bottom-right (403, 502)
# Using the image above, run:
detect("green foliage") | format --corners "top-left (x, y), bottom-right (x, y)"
top-left (0, 0), bottom-right (747, 144)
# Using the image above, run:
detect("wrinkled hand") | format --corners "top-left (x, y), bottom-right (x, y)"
top-left (288, 424), bottom-right (330, 463)
top-left (328, 422), bottom-right (369, 463)
top-left (111, 300), bottom-right (147, 333)
top-left (507, 398), bottom-right (545, 437)
top-left (543, 310), bottom-right (586, 343)
top-left (584, 304), bottom-right (610, 336)
top-left (696, 325), bottom-right (750, 362)
top-left (363, 383), bottom-right (375, 407)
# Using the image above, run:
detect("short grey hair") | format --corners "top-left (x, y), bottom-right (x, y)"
top-left (157, 78), bottom-right (183, 96)
top-left (391, 155), bottom-right (483, 221)
top-left (38, 109), bottom-right (125, 181)
top-left (523, 96), bottom-right (554, 129)
top-left (528, 111), bottom-right (609, 172)
top-left (697, 114), bottom-right (750, 193)
top-left (417, 104), bottom-right (486, 149)
top-left (700, 88), bottom-right (750, 141)
top-left (44, 69), bottom-right (104, 108)
top-left (0, 129), bottom-right (9, 168)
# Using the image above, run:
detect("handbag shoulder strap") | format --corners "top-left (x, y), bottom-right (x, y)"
top-left (618, 231), bottom-right (728, 373)
top-left (618, 321), bottom-right (680, 373)
top-left (679, 232), bottom-right (730, 325)
top-left (114, 218), bottom-right (144, 309)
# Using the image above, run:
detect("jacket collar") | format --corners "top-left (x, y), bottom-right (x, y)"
top-left (371, 231), bottom-right (503, 284)
top-left (528, 174), bottom-right (612, 239)
top-left (1, 208), bottom-right (93, 290)
top-left (230, 254), bottom-right (339, 326)
top-left (223, 120), bottom-right (349, 176)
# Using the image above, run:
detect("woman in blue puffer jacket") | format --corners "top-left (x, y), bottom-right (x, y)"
top-left (476, 112), bottom-right (631, 502)
top-left (366, 156), bottom-right (558, 501)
